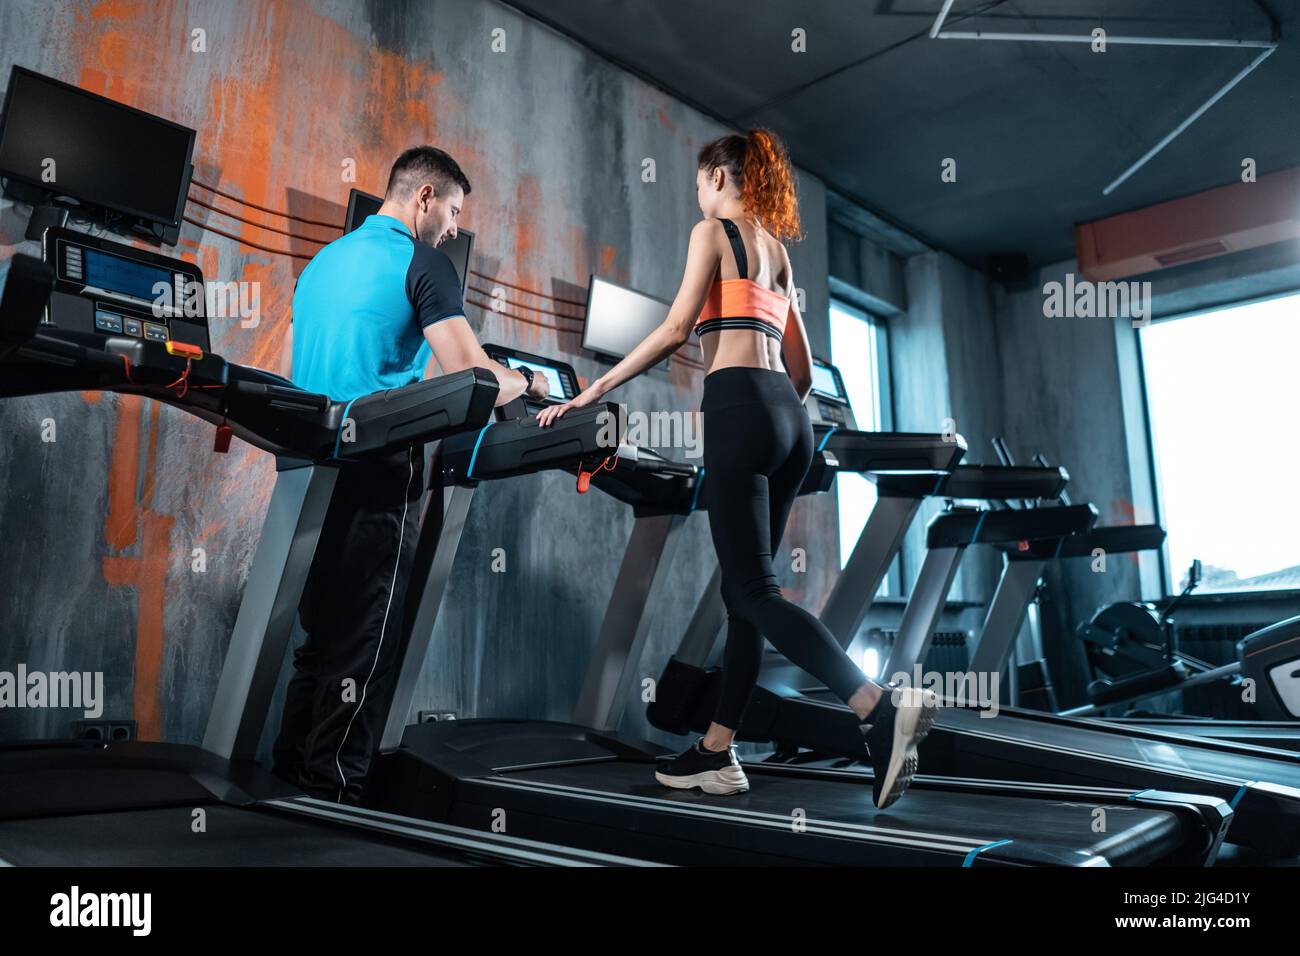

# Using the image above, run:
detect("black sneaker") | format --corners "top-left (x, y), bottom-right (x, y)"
top-left (861, 684), bottom-right (938, 809)
top-left (654, 739), bottom-right (750, 795)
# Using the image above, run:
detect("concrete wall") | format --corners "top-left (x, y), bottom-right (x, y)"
top-left (825, 216), bottom-right (1009, 628)
top-left (895, 253), bottom-right (1006, 604)
top-left (989, 262), bottom-right (1152, 701)
top-left (0, 0), bottom-right (835, 746)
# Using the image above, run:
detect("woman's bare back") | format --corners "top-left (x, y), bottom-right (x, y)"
top-left (698, 217), bottom-right (791, 375)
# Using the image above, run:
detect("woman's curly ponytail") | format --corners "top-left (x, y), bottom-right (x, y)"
top-left (698, 128), bottom-right (802, 241)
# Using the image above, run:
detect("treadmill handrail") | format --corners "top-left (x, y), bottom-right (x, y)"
top-left (926, 503), bottom-right (1098, 548)
top-left (994, 523), bottom-right (1165, 559)
top-left (811, 428), bottom-right (967, 474)
top-left (939, 464), bottom-right (1070, 501)
top-left (4, 325), bottom-right (500, 459)
top-left (436, 401), bottom-right (624, 484)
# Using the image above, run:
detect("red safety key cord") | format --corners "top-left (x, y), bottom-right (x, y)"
top-left (576, 453), bottom-right (619, 493)
top-left (120, 345), bottom-right (228, 449)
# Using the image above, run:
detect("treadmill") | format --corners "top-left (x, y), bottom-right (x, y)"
top-left (364, 353), bottom-right (1231, 866)
top-left (1088, 627), bottom-right (1300, 753)
top-left (972, 523), bottom-right (1171, 710)
top-left (0, 235), bottom-right (647, 867)
top-left (968, 522), bottom-right (1300, 751)
top-left (901, 544), bottom-right (1300, 855)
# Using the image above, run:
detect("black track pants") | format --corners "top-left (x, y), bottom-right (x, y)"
top-left (271, 446), bottom-right (423, 803)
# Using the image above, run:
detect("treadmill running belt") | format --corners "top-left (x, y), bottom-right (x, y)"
top-left (462, 761), bottom-right (1187, 866)
top-left (936, 707), bottom-right (1300, 787)
top-left (0, 806), bottom-right (477, 866)
top-left (1108, 720), bottom-right (1300, 753)
top-left (0, 767), bottom-right (216, 819)
top-left (740, 684), bottom-right (1299, 854)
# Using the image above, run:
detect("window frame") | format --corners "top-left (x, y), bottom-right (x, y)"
top-left (827, 297), bottom-right (899, 595)
top-left (1136, 287), bottom-right (1300, 600)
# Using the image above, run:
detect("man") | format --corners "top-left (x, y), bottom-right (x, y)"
top-left (273, 146), bottom-right (549, 802)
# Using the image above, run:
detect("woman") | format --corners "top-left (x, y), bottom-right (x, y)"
top-left (537, 129), bottom-right (935, 809)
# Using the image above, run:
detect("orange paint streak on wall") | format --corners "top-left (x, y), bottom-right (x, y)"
top-left (599, 245), bottom-right (620, 278)
top-left (514, 176), bottom-right (542, 265)
top-left (96, 395), bottom-right (173, 740)
top-left (103, 511), bottom-right (174, 741)
top-left (78, 67), bottom-right (109, 95)
top-left (87, 0), bottom-right (138, 22)
top-left (233, 259), bottom-right (286, 370)
top-left (366, 50), bottom-right (439, 141)
top-left (103, 396), bottom-right (142, 552)
top-left (139, 400), bottom-right (160, 509)
top-left (513, 177), bottom-right (545, 351)
top-left (200, 247), bottom-right (219, 287)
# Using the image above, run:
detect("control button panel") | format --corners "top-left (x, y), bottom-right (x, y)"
top-left (43, 227), bottom-right (212, 353)
top-left (816, 399), bottom-right (846, 425)
top-left (94, 309), bottom-right (123, 334)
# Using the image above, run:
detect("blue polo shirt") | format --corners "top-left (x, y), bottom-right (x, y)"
top-left (292, 214), bottom-right (465, 402)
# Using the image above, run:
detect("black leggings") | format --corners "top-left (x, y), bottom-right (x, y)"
top-left (702, 366), bottom-right (868, 729)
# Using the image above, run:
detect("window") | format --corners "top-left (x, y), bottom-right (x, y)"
top-left (829, 300), bottom-right (890, 592)
top-left (1140, 292), bottom-right (1300, 594)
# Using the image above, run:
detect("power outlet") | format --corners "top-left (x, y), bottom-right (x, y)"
top-left (71, 719), bottom-right (136, 742)
top-left (416, 711), bottom-right (457, 723)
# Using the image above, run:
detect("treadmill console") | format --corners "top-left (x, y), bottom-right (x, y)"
top-left (484, 343), bottom-right (580, 417)
top-left (806, 358), bottom-right (856, 430)
top-left (42, 227), bottom-right (210, 351)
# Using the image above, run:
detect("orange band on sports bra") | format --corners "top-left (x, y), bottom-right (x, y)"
top-left (694, 279), bottom-right (790, 336)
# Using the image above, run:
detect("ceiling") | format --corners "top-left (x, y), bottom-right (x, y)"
top-left (504, 0), bottom-right (1300, 271)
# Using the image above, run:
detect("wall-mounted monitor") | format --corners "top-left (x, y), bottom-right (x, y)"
top-left (344, 187), bottom-right (473, 295)
top-left (0, 66), bottom-right (195, 245)
top-left (582, 275), bottom-right (670, 361)
top-left (344, 188), bottom-right (382, 234)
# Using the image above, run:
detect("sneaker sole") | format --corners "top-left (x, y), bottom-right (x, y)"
top-left (875, 687), bottom-right (938, 810)
top-left (654, 767), bottom-right (750, 795)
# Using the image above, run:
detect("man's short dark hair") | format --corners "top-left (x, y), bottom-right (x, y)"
top-left (384, 146), bottom-right (472, 201)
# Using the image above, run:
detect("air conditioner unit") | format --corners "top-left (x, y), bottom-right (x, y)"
top-left (1075, 166), bottom-right (1300, 281)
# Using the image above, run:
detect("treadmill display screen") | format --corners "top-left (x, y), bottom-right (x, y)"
top-left (811, 362), bottom-right (842, 399)
top-left (505, 356), bottom-right (567, 400)
top-left (82, 247), bottom-right (173, 303)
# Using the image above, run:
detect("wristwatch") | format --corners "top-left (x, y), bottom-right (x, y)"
top-left (518, 365), bottom-right (535, 392)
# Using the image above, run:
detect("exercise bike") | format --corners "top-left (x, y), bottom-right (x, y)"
top-left (1059, 560), bottom-right (1300, 753)
top-left (1071, 560), bottom-right (1231, 712)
